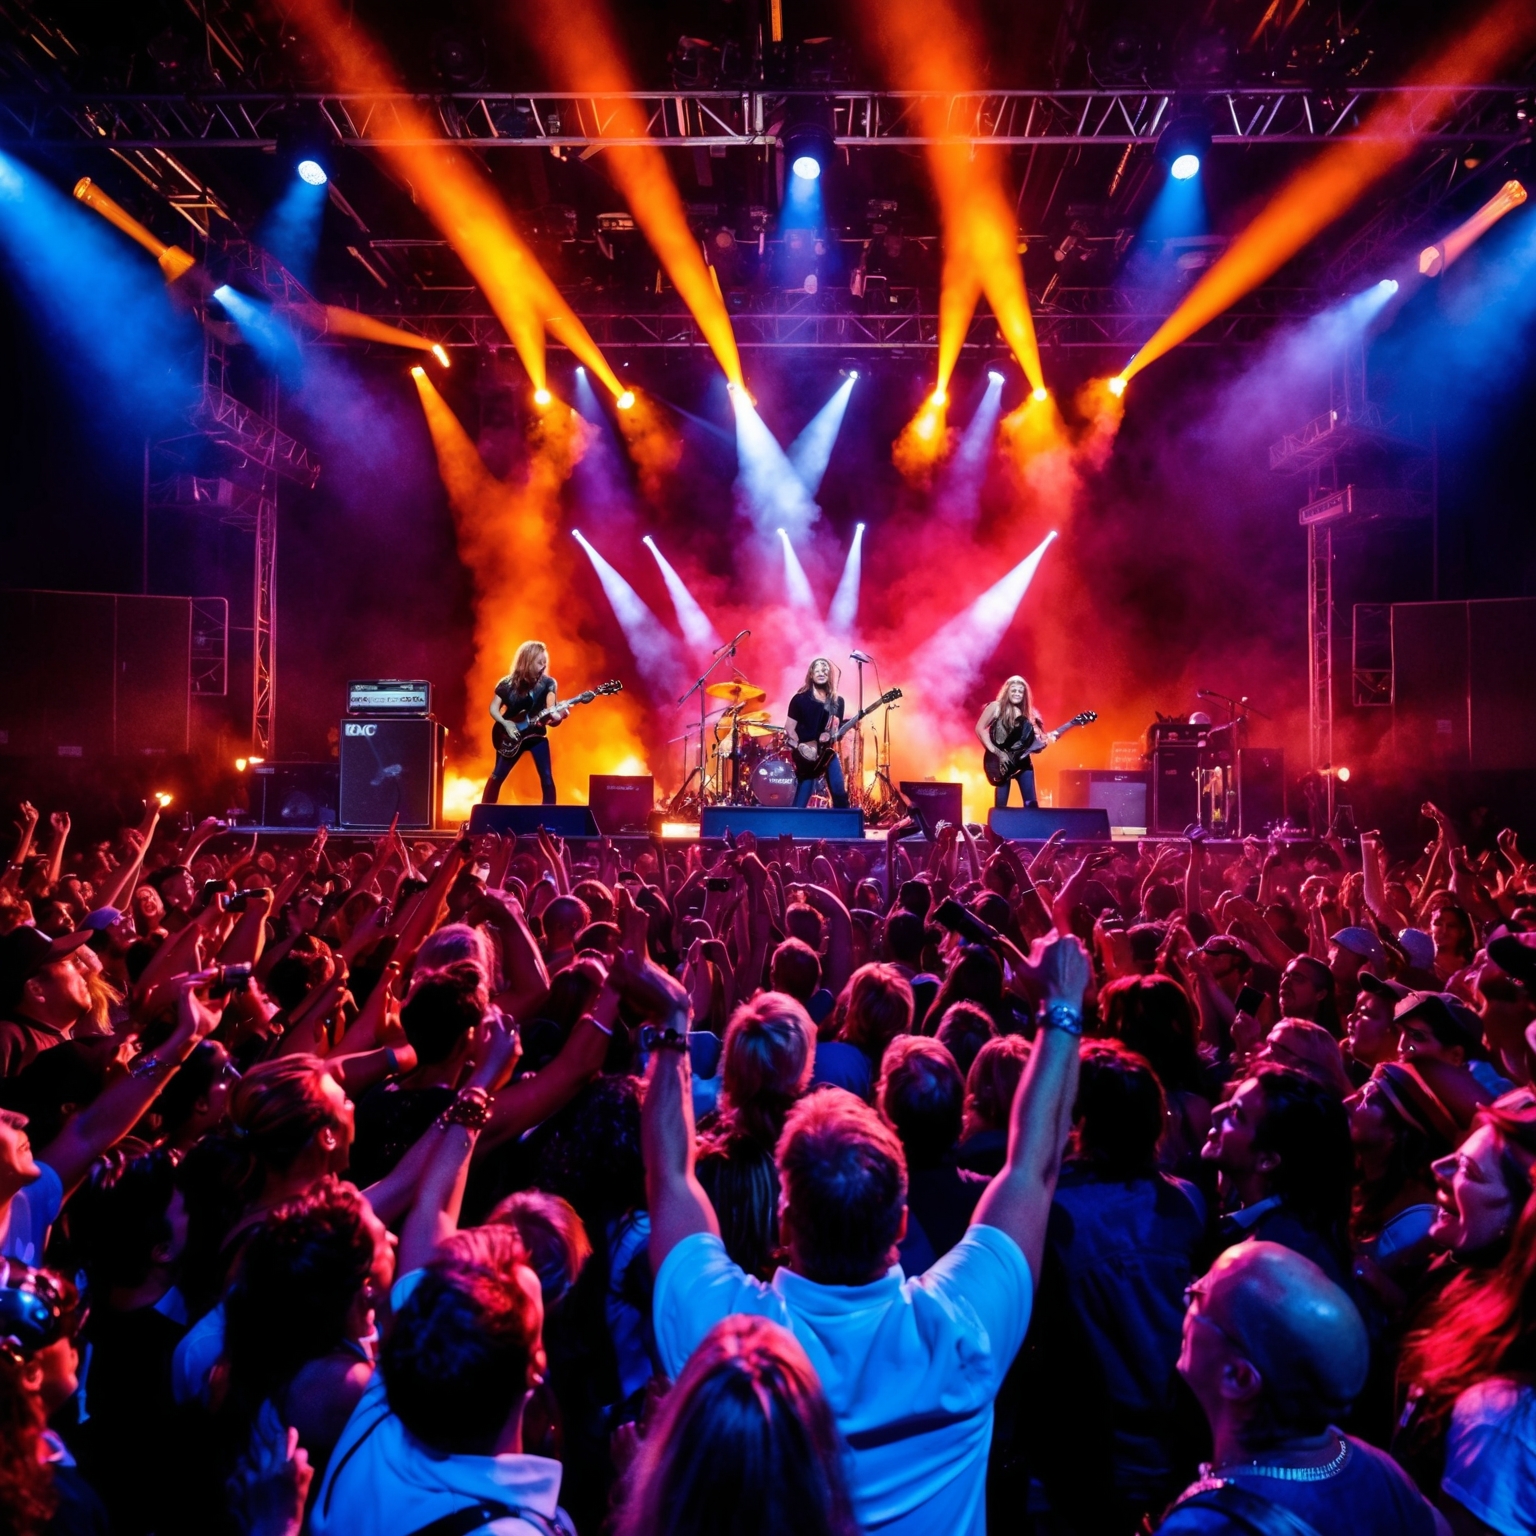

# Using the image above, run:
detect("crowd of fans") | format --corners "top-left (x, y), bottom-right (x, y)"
top-left (1, 791), bottom-right (1534, 1536)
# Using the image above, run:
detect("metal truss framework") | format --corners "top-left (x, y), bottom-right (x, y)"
top-left (338, 285), bottom-right (1322, 352)
top-left (0, 84), bottom-right (1528, 152)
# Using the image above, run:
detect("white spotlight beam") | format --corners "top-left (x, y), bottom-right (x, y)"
top-left (777, 528), bottom-right (816, 610)
top-left (787, 376), bottom-right (855, 496)
top-left (935, 373), bottom-right (1003, 521)
top-left (731, 387), bottom-right (820, 536)
top-left (910, 531), bottom-right (1058, 696)
top-left (643, 535), bottom-right (723, 653)
top-left (572, 530), bottom-right (685, 698)
top-left (827, 522), bottom-right (864, 637)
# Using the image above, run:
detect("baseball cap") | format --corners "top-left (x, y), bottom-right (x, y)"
top-left (1488, 933), bottom-right (1536, 989)
top-left (1199, 935), bottom-right (1252, 963)
top-left (1259, 1019), bottom-right (1353, 1098)
top-left (1357, 969), bottom-right (1411, 1004)
top-left (1394, 991), bottom-right (1485, 1053)
top-left (0, 1260), bottom-right (82, 1363)
top-left (1370, 1058), bottom-right (1492, 1155)
top-left (1396, 928), bottom-right (1436, 972)
top-left (1330, 926), bottom-right (1385, 968)
top-left (0, 925), bottom-right (94, 1016)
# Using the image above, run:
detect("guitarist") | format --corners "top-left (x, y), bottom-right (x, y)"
top-left (482, 640), bottom-right (568, 805)
top-left (786, 657), bottom-right (850, 809)
top-left (976, 674), bottom-right (1056, 808)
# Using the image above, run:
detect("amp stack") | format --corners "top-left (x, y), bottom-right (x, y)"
top-left (339, 679), bottom-right (445, 829)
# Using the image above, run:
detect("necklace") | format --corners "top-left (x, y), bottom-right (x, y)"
top-left (1210, 1435), bottom-right (1350, 1483)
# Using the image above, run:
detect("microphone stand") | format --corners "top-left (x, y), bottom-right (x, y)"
top-left (674, 632), bottom-right (747, 812)
top-left (851, 654), bottom-right (866, 808)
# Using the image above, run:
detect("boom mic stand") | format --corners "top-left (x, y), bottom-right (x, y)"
top-left (671, 630), bottom-right (748, 814)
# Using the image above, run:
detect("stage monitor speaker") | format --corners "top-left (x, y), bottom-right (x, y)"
top-left (899, 781), bottom-right (963, 840)
top-left (1238, 747), bottom-right (1286, 836)
top-left (468, 805), bottom-right (599, 837)
top-left (1058, 769), bottom-right (1150, 833)
top-left (251, 762), bottom-right (338, 828)
top-left (701, 806), bottom-right (865, 840)
top-left (1152, 745), bottom-right (1200, 834)
top-left (339, 717), bottom-right (444, 828)
top-left (588, 775), bottom-right (655, 835)
top-left (988, 807), bottom-right (1111, 842)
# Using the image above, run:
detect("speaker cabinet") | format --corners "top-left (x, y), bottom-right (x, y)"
top-left (700, 806), bottom-right (865, 840)
top-left (251, 762), bottom-right (338, 828)
top-left (339, 717), bottom-right (444, 828)
top-left (1152, 745), bottom-right (1200, 834)
top-left (1058, 769), bottom-right (1150, 833)
top-left (1238, 747), bottom-right (1286, 836)
top-left (988, 807), bottom-right (1111, 842)
top-left (588, 775), bottom-right (655, 834)
top-left (469, 805), bottom-right (599, 837)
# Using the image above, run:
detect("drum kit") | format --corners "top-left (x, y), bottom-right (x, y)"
top-left (668, 678), bottom-right (799, 810)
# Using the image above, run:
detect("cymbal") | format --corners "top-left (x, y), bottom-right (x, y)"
top-left (735, 707), bottom-right (772, 722)
top-left (740, 721), bottom-right (783, 738)
top-left (705, 680), bottom-right (767, 704)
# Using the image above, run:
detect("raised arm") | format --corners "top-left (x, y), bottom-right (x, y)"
top-left (970, 935), bottom-right (1089, 1282)
top-left (93, 803), bottom-right (161, 912)
top-left (802, 881), bottom-right (853, 996)
top-left (43, 811), bottom-right (70, 890)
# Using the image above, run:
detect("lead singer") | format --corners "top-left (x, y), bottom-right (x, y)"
top-left (785, 657), bottom-right (850, 808)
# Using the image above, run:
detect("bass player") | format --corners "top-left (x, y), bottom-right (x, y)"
top-left (785, 657), bottom-right (850, 808)
top-left (976, 674), bottom-right (1057, 808)
top-left (482, 640), bottom-right (568, 805)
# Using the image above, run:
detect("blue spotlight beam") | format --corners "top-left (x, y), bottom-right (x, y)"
top-left (643, 536), bottom-right (723, 653)
top-left (731, 387), bottom-right (821, 536)
top-left (787, 376), bottom-right (855, 496)
top-left (214, 286), bottom-right (305, 380)
top-left (910, 531), bottom-right (1058, 696)
top-left (572, 531), bottom-right (685, 699)
top-left (257, 174), bottom-right (328, 286)
top-left (935, 374), bottom-right (1004, 522)
top-left (826, 522), bottom-right (864, 637)
top-left (778, 528), bottom-right (816, 610)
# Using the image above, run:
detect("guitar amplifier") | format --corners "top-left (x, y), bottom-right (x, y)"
top-left (346, 679), bottom-right (432, 715)
top-left (1238, 747), bottom-right (1286, 836)
top-left (900, 781), bottom-right (963, 840)
top-left (1152, 745), bottom-right (1201, 834)
top-left (588, 775), bottom-right (655, 835)
top-left (1058, 769), bottom-right (1150, 834)
top-left (339, 717), bottom-right (445, 828)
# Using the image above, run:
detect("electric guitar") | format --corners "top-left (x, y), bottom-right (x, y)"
top-left (492, 680), bottom-right (623, 760)
top-left (983, 710), bottom-right (1098, 786)
top-left (794, 688), bottom-right (903, 781)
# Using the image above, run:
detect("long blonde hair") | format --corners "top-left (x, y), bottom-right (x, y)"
top-left (802, 657), bottom-right (838, 698)
top-left (994, 675), bottom-right (1033, 732)
top-left (509, 642), bottom-right (548, 694)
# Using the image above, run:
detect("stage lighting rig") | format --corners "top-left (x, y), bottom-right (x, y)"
top-left (275, 109), bottom-right (335, 191)
top-left (783, 100), bottom-right (836, 182)
top-left (430, 26), bottom-right (488, 88)
top-left (1158, 114), bottom-right (1212, 181)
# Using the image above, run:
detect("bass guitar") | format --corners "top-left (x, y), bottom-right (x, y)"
top-left (492, 680), bottom-right (624, 761)
top-left (794, 688), bottom-right (903, 780)
top-left (983, 709), bottom-right (1098, 787)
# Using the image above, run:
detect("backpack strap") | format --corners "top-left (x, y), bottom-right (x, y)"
top-left (402, 1500), bottom-right (567, 1536)
top-left (1168, 1479), bottom-right (1331, 1536)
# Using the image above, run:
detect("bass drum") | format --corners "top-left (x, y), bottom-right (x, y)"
top-left (748, 751), bottom-right (799, 807)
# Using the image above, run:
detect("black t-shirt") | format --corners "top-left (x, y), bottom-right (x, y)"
top-left (495, 675), bottom-right (556, 739)
top-left (349, 1081), bottom-right (456, 1186)
top-left (988, 710), bottom-right (1038, 753)
top-left (787, 689), bottom-right (844, 747)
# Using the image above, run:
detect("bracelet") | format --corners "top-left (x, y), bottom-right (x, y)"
top-left (583, 1011), bottom-right (615, 1038)
top-left (1040, 1000), bottom-right (1085, 1036)
top-left (129, 1052), bottom-right (168, 1079)
top-left (438, 1086), bottom-right (493, 1131)
top-left (385, 1048), bottom-right (401, 1076)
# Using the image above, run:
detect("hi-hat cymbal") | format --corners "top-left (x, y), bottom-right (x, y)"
top-left (705, 680), bottom-right (767, 704)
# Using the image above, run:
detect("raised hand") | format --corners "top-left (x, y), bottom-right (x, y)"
top-left (49, 810), bottom-right (71, 837)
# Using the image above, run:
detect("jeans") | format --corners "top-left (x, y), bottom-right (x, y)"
top-left (793, 753), bottom-right (849, 808)
top-left (994, 765), bottom-right (1038, 809)
top-left (482, 736), bottom-right (556, 804)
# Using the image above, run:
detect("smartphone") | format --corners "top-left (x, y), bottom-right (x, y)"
top-left (705, 876), bottom-right (733, 892)
top-left (208, 962), bottom-right (254, 998)
top-left (932, 897), bottom-right (1000, 947)
top-left (1234, 983), bottom-right (1265, 1016)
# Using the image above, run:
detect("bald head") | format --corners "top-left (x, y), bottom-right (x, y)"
top-left (1202, 1240), bottom-right (1368, 1431)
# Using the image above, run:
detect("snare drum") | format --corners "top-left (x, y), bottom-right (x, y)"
top-left (748, 751), bottom-right (799, 807)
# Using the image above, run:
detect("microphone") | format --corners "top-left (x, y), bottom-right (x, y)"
top-left (850, 650), bottom-right (873, 664)
top-left (714, 629), bottom-right (750, 655)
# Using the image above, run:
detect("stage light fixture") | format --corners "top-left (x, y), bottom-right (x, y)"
top-left (987, 369), bottom-right (1006, 385)
top-left (783, 106), bottom-right (835, 182)
top-left (930, 388), bottom-right (947, 407)
top-left (154, 792), bottom-right (173, 808)
top-left (296, 158), bottom-right (328, 186)
top-left (410, 364), bottom-right (426, 378)
top-left (534, 387), bottom-right (552, 406)
top-left (432, 344), bottom-right (450, 367)
top-left (1108, 375), bottom-right (1127, 397)
top-left (1378, 279), bottom-right (1400, 294)
top-left (1336, 766), bottom-right (1351, 783)
top-left (616, 390), bottom-right (636, 410)
top-left (1157, 114), bottom-right (1211, 182)
top-left (235, 758), bottom-right (248, 773)
top-left (1031, 385), bottom-right (1049, 401)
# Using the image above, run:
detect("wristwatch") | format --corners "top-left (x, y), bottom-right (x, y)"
top-left (1040, 1000), bottom-right (1085, 1036)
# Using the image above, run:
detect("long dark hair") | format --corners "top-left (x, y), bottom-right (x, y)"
top-left (0, 1355), bottom-right (55, 1535)
top-left (617, 1316), bottom-right (859, 1536)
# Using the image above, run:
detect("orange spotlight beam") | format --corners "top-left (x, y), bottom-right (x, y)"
top-left (521, 0), bottom-right (744, 389)
top-left (72, 178), bottom-right (196, 281)
top-left (288, 0), bottom-right (623, 397)
top-left (1420, 178), bottom-right (1528, 274)
top-left (288, 302), bottom-right (437, 352)
top-left (1123, 0), bottom-right (1536, 383)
